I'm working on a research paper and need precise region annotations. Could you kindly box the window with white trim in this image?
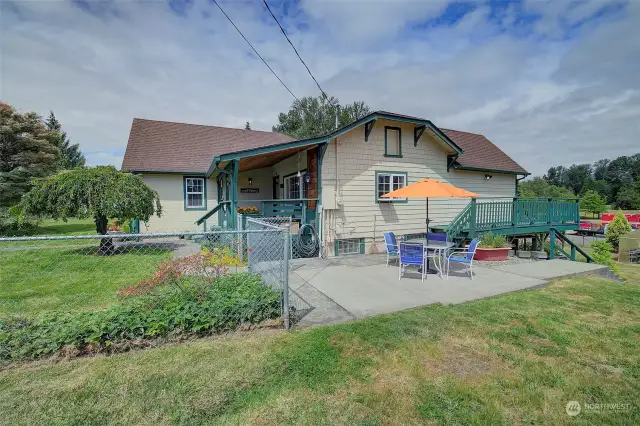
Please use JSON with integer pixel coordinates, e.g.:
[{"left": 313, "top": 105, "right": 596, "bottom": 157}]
[
  {"left": 376, "top": 172, "right": 406, "bottom": 202},
  {"left": 185, "top": 177, "right": 205, "bottom": 209},
  {"left": 283, "top": 172, "right": 308, "bottom": 199}
]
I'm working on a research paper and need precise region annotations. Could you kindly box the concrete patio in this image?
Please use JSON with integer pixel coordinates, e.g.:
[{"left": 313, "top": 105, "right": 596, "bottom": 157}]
[{"left": 288, "top": 255, "right": 611, "bottom": 328}]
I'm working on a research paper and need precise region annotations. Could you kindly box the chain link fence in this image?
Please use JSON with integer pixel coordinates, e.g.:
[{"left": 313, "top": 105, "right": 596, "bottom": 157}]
[
  {"left": 0, "top": 228, "right": 297, "bottom": 328},
  {"left": 239, "top": 214, "right": 320, "bottom": 260}
]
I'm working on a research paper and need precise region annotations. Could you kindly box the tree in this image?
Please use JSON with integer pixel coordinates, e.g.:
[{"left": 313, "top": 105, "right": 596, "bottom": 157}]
[
  {"left": 0, "top": 103, "right": 60, "bottom": 207},
  {"left": 21, "top": 166, "right": 162, "bottom": 254},
  {"left": 593, "top": 159, "right": 610, "bottom": 181},
  {"left": 518, "top": 177, "right": 574, "bottom": 198},
  {"left": 579, "top": 177, "right": 609, "bottom": 200},
  {"left": 45, "top": 112, "right": 86, "bottom": 169},
  {"left": 580, "top": 190, "right": 607, "bottom": 218},
  {"left": 544, "top": 166, "right": 567, "bottom": 188},
  {"left": 605, "top": 211, "right": 632, "bottom": 250},
  {"left": 564, "top": 164, "right": 592, "bottom": 195},
  {"left": 244, "top": 121, "right": 251, "bottom": 130},
  {"left": 614, "top": 183, "right": 640, "bottom": 210},
  {"left": 272, "top": 95, "right": 371, "bottom": 139}
]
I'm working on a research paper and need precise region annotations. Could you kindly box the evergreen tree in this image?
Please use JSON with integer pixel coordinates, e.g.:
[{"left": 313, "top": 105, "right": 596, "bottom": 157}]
[
  {"left": 45, "top": 112, "right": 86, "bottom": 169},
  {"left": 0, "top": 103, "right": 60, "bottom": 206}
]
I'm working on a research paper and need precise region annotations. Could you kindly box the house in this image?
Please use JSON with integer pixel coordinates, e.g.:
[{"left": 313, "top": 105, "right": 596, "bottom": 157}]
[{"left": 122, "top": 111, "right": 578, "bottom": 257}]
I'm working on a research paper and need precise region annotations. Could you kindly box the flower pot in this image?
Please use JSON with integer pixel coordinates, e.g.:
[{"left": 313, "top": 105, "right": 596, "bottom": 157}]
[{"left": 474, "top": 247, "right": 509, "bottom": 261}]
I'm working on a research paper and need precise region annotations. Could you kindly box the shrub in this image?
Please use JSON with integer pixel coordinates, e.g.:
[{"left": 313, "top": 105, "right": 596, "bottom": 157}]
[
  {"left": 590, "top": 239, "right": 619, "bottom": 274},
  {"left": 0, "top": 206, "right": 39, "bottom": 236},
  {"left": 478, "top": 232, "right": 509, "bottom": 248},
  {"left": 605, "top": 211, "right": 632, "bottom": 250},
  {"left": 0, "top": 273, "right": 281, "bottom": 361}
]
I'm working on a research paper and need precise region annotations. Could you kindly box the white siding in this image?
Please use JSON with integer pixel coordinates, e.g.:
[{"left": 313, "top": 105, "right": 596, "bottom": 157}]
[
  {"left": 140, "top": 174, "right": 217, "bottom": 233},
  {"left": 321, "top": 119, "right": 516, "bottom": 256}
]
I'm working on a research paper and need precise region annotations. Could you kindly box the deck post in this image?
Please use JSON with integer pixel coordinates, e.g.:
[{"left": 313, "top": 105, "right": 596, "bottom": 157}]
[
  {"left": 547, "top": 198, "right": 552, "bottom": 224},
  {"left": 549, "top": 229, "right": 556, "bottom": 260},
  {"left": 469, "top": 198, "right": 477, "bottom": 238},
  {"left": 511, "top": 197, "right": 517, "bottom": 227}
]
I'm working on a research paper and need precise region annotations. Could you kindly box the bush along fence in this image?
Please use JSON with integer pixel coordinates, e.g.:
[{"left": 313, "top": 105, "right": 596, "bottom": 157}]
[{"left": 0, "top": 227, "right": 294, "bottom": 362}]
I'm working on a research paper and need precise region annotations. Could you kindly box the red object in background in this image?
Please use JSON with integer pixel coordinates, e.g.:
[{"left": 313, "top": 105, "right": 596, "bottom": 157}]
[
  {"left": 601, "top": 212, "right": 640, "bottom": 227},
  {"left": 474, "top": 247, "right": 510, "bottom": 261},
  {"left": 580, "top": 221, "right": 591, "bottom": 230}
]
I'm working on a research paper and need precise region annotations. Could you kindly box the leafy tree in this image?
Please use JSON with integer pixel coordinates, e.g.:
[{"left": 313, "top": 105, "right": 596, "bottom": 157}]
[
  {"left": 245, "top": 121, "right": 251, "bottom": 130},
  {"left": 580, "top": 190, "right": 607, "bottom": 218},
  {"left": 564, "top": 164, "right": 592, "bottom": 195},
  {"left": 593, "top": 159, "right": 610, "bottom": 181},
  {"left": 605, "top": 211, "right": 632, "bottom": 250},
  {"left": 614, "top": 183, "right": 640, "bottom": 210},
  {"left": 604, "top": 155, "right": 636, "bottom": 199},
  {"left": 579, "top": 178, "right": 609, "bottom": 200},
  {"left": 544, "top": 166, "right": 567, "bottom": 188},
  {"left": 45, "top": 112, "right": 86, "bottom": 169},
  {"left": 0, "top": 103, "right": 60, "bottom": 207},
  {"left": 518, "top": 177, "right": 574, "bottom": 198},
  {"left": 272, "top": 95, "right": 371, "bottom": 139},
  {"left": 21, "top": 166, "right": 162, "bottom": 254}
]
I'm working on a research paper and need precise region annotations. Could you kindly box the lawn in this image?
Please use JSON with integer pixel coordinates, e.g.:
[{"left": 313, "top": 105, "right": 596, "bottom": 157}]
[
  {"left": 0, "top": 219, "right": 171, "bottom": 315},
  {"left": 1, "top": 267, "right": 638, "bottom": 424}
]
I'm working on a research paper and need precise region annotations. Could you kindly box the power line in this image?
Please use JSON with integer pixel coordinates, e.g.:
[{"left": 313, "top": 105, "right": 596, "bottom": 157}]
[
  {"left": 211, "top": 0, "right": 298, "bottom": 101},
  {"left": 261, "top": 0, "right": 329, "bottom": 101}
]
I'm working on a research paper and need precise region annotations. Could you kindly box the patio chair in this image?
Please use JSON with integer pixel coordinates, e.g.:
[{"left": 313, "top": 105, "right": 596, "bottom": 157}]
[
  {"left": 383, "top": 232, "right": 399, "bottom": 266},
  {"left": 399, "top": 242, "right": 426, "bottom": 282},
  {"left": 446, "top": 238, "right": 480, "bottom": 280}
]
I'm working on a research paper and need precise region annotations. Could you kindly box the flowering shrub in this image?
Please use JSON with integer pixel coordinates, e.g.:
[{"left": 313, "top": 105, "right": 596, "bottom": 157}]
[
  {"left": 117, "top": 248, "right": 245, "bottom": 298},
  {"left": 237, "top": 206, "right": 259, "bottom": 215}
]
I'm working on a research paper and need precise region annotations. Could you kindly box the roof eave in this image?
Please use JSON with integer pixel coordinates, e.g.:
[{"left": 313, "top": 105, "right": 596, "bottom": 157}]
[{"left": 453, "top": 165, "right": 530, "bottom": 176}]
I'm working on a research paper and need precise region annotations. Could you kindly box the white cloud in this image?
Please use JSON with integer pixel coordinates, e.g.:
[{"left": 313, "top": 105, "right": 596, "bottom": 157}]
[{"left": 1, "top": 0, "right": 638, "bottom": 174}]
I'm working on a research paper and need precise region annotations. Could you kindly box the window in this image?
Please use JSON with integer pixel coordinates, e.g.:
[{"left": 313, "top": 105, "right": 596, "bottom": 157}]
[
  {"left": 184, "top": 177, "right": 206, "bottom": 210},
  {"left": 335, "top": 238, "right": 364, "bottom": 255},
  {"left": 283, "top": 172, "right": 308, "bottom": 199},
  {"left": 384, "top": 126, "right": 402, "bottom": 157},
  {"left": 376, "top": 171, "right": 407, "bottom": 203}
]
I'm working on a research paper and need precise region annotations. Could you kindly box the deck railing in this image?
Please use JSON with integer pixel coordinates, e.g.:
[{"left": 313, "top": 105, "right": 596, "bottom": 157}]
[{"left": 445, "top": 197, "right": 580, "bottom": 242}]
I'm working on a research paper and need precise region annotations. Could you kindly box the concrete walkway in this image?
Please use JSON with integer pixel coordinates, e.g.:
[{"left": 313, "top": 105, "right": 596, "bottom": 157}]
[{"left": 290, "top": 255, "right": 610, "bottom": 328}]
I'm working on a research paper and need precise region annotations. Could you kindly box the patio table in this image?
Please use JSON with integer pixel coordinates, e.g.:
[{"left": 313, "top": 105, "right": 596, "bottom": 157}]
[{"left": 406, "top": 239, "right": 454, "bottom": 277}]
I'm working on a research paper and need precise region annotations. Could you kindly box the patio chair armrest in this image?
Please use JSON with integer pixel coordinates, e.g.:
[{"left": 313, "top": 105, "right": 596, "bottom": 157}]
[{"left": 447, "top": 250, "right": 472, "bottom": 258}]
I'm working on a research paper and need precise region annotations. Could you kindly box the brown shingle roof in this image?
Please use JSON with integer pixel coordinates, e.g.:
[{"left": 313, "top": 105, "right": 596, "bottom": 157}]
[
  {"left": 121, "top": 118, "right": 294, "bottom": 173},
  {"left": 442, "top": 129, "right": 528, "bottom": 174},
  {"left": 122, "top": 116, "right": 528, "bottom": 175}
]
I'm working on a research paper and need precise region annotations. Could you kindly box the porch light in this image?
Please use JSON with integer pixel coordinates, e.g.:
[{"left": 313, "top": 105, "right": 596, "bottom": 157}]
[
  {"left": 485, "top": 174, "right": 492, "bottom": 180},
  {"left": 248, "top": 177, "right": 253, "bottom": 186},
  {"left": 305, "top": 174, "right": 311, "bottom": 184}
]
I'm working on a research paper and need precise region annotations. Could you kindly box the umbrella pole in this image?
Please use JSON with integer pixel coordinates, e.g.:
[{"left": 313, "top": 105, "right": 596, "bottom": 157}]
[{"left": 426, "top": 198, "right": 430, "bottom": 272}]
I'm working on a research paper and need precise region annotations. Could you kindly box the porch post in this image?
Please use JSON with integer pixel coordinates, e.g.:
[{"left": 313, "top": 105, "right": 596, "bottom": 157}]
[{"left": 231, "top": 159, "right": 239, "bottom": 230}]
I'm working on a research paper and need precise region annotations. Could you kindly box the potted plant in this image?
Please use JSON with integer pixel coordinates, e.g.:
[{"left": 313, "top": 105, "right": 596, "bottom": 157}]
[{"left": 474, "top": 232, "right": 510, "bottom": 261}]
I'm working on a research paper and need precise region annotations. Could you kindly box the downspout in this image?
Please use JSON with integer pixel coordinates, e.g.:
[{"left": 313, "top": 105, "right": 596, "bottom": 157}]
[{"left": 515, "top": 174, "right": 527, "bottom": 196}]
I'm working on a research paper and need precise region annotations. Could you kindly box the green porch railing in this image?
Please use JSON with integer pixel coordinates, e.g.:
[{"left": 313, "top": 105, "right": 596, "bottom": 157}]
[
  {"left": 238, "top": 199, "right": 318, "bottom": 225},
  {"left": 445, "top": 197, "right": 580, "bottom": 243}
]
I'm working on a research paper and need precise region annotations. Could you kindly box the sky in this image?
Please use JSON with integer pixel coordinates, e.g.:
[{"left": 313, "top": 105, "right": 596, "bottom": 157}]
[{"left": 1, "top": 0, "right": 639, "bottom": 176}]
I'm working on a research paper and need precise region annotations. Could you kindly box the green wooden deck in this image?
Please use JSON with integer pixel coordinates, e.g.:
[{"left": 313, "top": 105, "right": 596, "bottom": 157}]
[{"left": 443, "top": 197, "right": 581, "bottom": 244}]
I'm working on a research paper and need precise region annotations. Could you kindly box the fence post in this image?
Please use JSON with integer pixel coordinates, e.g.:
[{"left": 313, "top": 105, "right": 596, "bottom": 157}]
[
  {"left": 282, "top": 230, "right": 291, "bottom": 329},
  {"left": 237, "top": 214, "right": 244, "bottom": 264}
]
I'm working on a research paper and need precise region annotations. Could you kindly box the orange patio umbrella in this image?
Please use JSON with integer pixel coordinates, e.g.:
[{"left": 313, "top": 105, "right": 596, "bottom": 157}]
[{"left": 381, "top": 178, "right": 479, "bottom": 239}]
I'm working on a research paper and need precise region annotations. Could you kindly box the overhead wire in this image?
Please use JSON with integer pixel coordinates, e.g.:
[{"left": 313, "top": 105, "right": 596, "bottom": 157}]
[
  {"left": 211, "top": 0, "right": 298, "bottom": 100},
  {"left": 261, "top": 0, "right": 329, "bottom": 101}
]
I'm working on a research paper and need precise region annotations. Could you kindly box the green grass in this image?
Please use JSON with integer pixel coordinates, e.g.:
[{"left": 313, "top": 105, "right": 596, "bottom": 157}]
[
  {"left": 0, "top": 245, "right": 170, "bottom": 315},
  {"left": 1, "top": 266, "right": 639, "bottom": 424},
  {"left": 0, "top": 220, "right": 170, "bottom": 315},
  {"left": 33, "top": 218, "right": 96, "bottom": 236}
]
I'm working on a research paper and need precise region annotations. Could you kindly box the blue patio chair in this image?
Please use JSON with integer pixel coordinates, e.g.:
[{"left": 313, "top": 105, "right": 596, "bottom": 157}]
[
  {"left": 383, "top": 232, "right": 399, "bottom": 266},
  {"left": 446, "top": 238, "right": 480, "bottom": 280},
  {"left": 399, "top": 242, "right": 426, "bottom": 281}
]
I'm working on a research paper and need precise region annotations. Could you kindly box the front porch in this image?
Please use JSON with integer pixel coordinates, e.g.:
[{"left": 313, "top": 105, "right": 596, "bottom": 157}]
[{"left": 196, "top": 141, "right": 325, "bottom": 231}]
